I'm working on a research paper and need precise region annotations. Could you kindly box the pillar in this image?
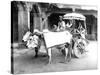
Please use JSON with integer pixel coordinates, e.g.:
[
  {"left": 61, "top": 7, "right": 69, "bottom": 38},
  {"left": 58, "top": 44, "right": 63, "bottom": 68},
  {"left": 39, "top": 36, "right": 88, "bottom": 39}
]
[
  {"left": 25, "top": 2, "right": 32, "bottom": 30},
  {"left": 37, "top": 4, "right": 42, "bottom": 31},
  {"left": 17, "top": 3, "right": 24, "bottom": 43},
  {"left": 33, "top": 4, "right": 42, "bottom": 31}
]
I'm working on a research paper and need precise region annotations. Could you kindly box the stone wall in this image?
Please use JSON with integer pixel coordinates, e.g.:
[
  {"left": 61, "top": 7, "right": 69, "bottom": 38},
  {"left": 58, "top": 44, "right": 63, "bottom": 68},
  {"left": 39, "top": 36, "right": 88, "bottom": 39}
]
[{"left": 18, "top": 3, "right": 28, "bottom": 42}]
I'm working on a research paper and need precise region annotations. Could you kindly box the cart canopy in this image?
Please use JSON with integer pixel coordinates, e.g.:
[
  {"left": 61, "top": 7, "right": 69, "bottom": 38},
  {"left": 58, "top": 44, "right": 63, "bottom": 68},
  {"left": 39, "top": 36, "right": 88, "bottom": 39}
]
[{"left": 63, "top": 13, "right": 86, "bottom": 20}]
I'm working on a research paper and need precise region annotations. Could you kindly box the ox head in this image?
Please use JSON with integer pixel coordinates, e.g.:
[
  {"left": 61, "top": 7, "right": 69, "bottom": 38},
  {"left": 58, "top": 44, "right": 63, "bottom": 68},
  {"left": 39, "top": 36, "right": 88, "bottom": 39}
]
[{"left": 22, "top": 31, "right": 32, "bottom": 42}]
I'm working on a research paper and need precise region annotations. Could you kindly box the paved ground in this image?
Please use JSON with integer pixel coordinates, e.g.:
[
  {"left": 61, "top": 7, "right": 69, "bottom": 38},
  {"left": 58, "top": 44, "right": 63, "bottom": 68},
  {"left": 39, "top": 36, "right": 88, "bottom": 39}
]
[{"left": 13, "top": 41, "right": 98, "bottom": 74}]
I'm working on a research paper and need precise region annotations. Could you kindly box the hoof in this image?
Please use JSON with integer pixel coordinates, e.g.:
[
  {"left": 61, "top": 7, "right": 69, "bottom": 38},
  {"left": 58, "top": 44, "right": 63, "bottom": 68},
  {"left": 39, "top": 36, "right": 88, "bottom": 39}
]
[
  {"left": 34, "top": 55, "right": 38, "bottom": 58},
  {"left": 67, "top": 58, "right": 71, "bottom": 62}
]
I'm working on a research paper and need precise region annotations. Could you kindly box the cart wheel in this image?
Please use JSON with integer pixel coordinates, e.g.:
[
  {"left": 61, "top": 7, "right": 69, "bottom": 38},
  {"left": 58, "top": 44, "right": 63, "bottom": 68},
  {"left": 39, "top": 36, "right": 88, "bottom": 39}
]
[{"left": 73, "top": 40, "right": 86, "bottom": 58}]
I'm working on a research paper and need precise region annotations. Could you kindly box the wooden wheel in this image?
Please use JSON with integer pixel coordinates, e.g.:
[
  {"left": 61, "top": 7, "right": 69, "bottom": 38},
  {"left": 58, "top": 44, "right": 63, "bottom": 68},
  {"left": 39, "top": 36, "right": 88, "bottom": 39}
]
[{"left": 73, "top": 39, "right": 86, "bottom": 58}]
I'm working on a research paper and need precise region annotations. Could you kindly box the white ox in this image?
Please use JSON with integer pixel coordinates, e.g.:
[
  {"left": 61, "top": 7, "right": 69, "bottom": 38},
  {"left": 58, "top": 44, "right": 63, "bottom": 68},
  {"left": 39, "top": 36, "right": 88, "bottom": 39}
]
[
  {"left": 22, "top": 30, "right": 72, "bottom": 64},
  {"left": 43, "top": 30, "right": 72, "bottom": 64}
]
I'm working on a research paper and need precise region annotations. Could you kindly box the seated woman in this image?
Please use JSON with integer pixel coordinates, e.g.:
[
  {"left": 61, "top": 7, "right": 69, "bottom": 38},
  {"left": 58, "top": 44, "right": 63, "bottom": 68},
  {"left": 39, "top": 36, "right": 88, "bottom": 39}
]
[{"left": 77, "top": 23, "right": 86, "bottom": 39}]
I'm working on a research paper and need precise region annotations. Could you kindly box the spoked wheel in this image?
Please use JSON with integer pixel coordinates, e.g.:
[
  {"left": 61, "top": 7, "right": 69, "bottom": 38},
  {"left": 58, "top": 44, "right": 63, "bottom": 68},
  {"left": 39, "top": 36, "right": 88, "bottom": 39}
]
[{"left": 73, "top": 39, "right": 86, "bottom": 58}]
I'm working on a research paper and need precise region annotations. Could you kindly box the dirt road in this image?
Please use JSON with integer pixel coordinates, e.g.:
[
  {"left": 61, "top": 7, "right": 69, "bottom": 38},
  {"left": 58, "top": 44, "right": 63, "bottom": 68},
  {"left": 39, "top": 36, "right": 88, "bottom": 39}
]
[{"left": 13, "top": 41, "right": 97, "bottom": 74}]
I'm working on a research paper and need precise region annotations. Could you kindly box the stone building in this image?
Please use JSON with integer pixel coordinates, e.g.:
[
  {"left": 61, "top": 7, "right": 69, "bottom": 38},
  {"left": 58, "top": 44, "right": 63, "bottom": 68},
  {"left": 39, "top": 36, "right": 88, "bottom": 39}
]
[
  {"left": 11, "top": 1, "right": 97, "bottom": 44},
  {"left": 11, "top": 1, "right": 49, "bottom": 43}
]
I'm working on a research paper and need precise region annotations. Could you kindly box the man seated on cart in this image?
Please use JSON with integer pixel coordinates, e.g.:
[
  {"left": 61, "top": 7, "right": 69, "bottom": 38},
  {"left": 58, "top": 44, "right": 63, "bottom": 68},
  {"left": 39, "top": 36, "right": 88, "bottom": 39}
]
[{"left": 57, "top": 16, "right": 66, "bottom": 31}]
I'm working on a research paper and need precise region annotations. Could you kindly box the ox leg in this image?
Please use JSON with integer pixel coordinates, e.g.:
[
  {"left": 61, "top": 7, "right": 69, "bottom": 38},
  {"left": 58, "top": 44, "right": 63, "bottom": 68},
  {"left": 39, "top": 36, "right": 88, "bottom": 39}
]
[
  {"left": 65, "top": 48, "right": 68, "bottom": 62},
  {"left": 68, "top": 44, "right": 72, "bottom": 62},
  {"left": 48, "top": 48, "right": 52, "bottom": 64},
  {"left": 35, "top": 47, "right": 38, "bottom": 58}
]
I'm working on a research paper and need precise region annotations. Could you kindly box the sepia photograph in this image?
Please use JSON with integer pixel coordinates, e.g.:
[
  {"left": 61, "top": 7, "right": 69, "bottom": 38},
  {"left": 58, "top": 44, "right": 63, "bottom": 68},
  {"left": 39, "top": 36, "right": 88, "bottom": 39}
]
[{"left": 11, "top": 0, "right": 98, "bottom": 74}]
